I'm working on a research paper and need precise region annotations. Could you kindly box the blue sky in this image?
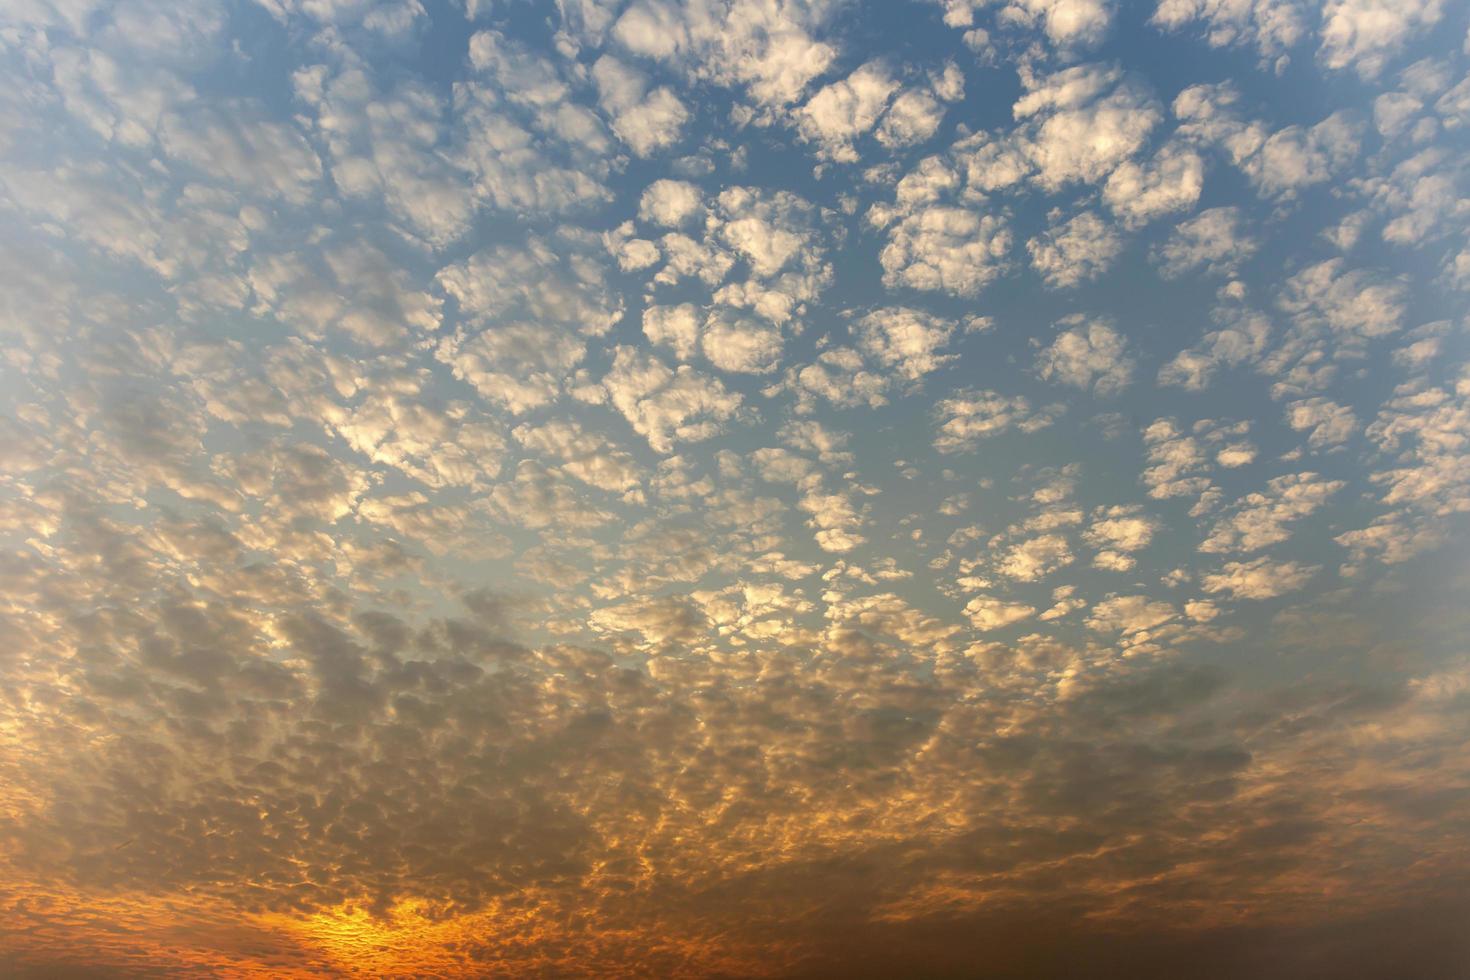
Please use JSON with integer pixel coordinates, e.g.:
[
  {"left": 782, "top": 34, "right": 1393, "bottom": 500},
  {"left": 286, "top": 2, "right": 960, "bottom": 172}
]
[{"left": 2, "top": 0, "right": 1469, "bottom": 975}]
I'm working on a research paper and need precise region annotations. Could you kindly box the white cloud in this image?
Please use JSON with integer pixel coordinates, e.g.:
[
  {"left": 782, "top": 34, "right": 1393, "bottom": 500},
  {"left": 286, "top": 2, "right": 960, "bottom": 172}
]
[
  {"left": 159, "top": 104, "right": 321, "bottom": 205},
  {"left": 797, "top": 61, "right": 899, "bottom": 162},
  {"left": 1366, "top": 377, "right": 1470, "bottom": 518},
  {"left": 1286, "top": 398, "right": 1358, "bottom": 448},
  {"left": 876, "top": 88, "right": 947, "bottom": 149},
  {"left": 1103, "top": 143, "right": 1205, "bottom": 228},
  {"left": 592, "top": 55, "right": 689, "bottom": 157},
  {"left": 1201, "top": 556, "right": 1319, "bottom": 599},
  {"left": 877, "top": 205, "right": 1011, "bottom": 296},
  {"left": 1027, "top": 210, "right": 1122, "bottom": 288},
  {"left": 701, "top": 310, "right": 784, "bottom": 374},
  {"left": 607, "top": 0, "right": 838, "bottom": 109},
  {"left": 1159, "top": 305, "right": 1271, "bottom": 390},
  {"left": 800, "top": 486, "right": 867, "bottom": 552},
  {"left": 1086, "top": 594, "right": 1176, "bottom": 633},
  {"left": 1319, "top": 0, "right": 1445, "bottom": 78},
  {"left": 1278, "top": 259, "right": 1407, "bottom": 341},
  {"left": 964, "top": 595, "right": 1036, "bottom": 630},
  {"left": 643, "top": 303, "right": 701, "bottom": 360},
  {"left": 513, "top": 420, "right": 643, "bottom": 494},
  {"left": 1011, "top": 64, "right": 1162, "bottom": 190},
  {"left": 437, "top": 323, "right": 585, "bottom": 414},
  {"left": 638, "top": 178, "right": 704, "bottom": 226},
  {"left": 935, "top": 0, "right": 1115, "bottom": 47},
  {"left": 1140, "top": 417, "right": 1251, "bottom": 502},
  {"left": 1150, "top": 0, "right": 1309, "bottom": 58},
  {"left": 602, "top": 346, "right": 743, "bottom": 453},
  {"left": 249, "top": 241, "right": 442, "bottom": 347},
  {"left": 934, "top": 391, "right": 1063, "bottom": 452},
  {"left": 1153, "top": 207, "right": 1257, "bottom": 279},
  {"left": 853, "top": 307, "right": 958, "bottom": 380},
  {"left": 1035, "top": 317, "right": 1135, "bottom": 395},
  {"left": 1174, "top": 84, "right": 1363, "bottom": 197},
  {"left": 1201, "top": 472, "right": 1344, "bottom": 553},
  {"left": 999, "top": 533, "right": 1074, "bottom": 581},
  {"left": 436, "top": 236, "right": 624, "bottom": 337},
  {"left": 788, "top": 348, "right": 890, "bottom": 411},
  {"left": 1084, "top": 504, "right": 1161, "bottom": 558}
]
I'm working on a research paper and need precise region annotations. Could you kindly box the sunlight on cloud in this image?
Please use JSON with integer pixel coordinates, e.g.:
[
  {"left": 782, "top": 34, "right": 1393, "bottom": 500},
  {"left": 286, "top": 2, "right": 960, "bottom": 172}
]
[{"left": 1, "top": 0, "right": 1469, "bottom": 976}]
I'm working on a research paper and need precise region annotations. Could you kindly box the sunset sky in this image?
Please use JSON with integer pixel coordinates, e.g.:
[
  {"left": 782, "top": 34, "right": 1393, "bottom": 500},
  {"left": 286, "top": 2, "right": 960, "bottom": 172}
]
[{"left": 2, "top": 0, "right": 1470, "bottom": 976}]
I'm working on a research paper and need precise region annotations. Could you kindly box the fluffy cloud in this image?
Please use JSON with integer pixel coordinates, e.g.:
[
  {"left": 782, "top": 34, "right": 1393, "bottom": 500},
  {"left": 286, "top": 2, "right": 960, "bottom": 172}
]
[
  {"left": 934, "top": 0, "right": 1115, "bottom": 47},
  {"left": 964, "top": 595, "right": 1036, "bottom": 630},
  {"left": 1159, "top": 303, "right": 1272, "bottom": 391},
  {"left": 639, "top": 178, "right": 704, "bottom": 226},
  {"left": 701, "top": 309, "right": 784, "bottom": 374},
  {"left": 1319, "top": 0, "right": 1446, "bottom": 78},
  {"left": 1103, "top": 142, "right": 1205, "bottom": 227},
  {"left": 1152, "top": 206, "right": 1258, "bottom": 279},
  {"left": 1009, "top": 64, "right": 1162, "bottom": 190},
  {"left": 876, "top": 205, "right": 1012, "bottom": 296},
  {"left": 1286, "top": 397, "right": 1358, "bottom": 448},
  {"left": 1150, "top": 0, "right": 1309, "bottom": 57},
  {"left": 853, "top": 306, "right": 958, "bottom": 380},
  {"left": 1201, "top": 556, "right": 1320, "bottom": 598},
  {"left": 796, "top": 61, "right": 899, "bottom": 161},
  {"left": 1035, "top": 317, "right": 1135, "bottom": 395},
  {"left": 1086, "top": 594, "right": 1177, "bottom": 633},
  {"left": 1084, "top": 505, "right": 1162, "bottom": 570},
  {"left": 593, "top": 55, "right": 690, "bottom": 157},
  {"left": 934, "top": 391, "right": 1063, "bottom": 452},
  {"left": 6, "top": 3, "right": 1470, "bottom": 975},
  {"left": 1201, "top": 472, "right": 1344, "bottom": 553},
  {"left": 1175, "top": 84, "right": 1363, "bottom": 198},
  {"left": 1027, "top": 210, "right": 1122, "bottom": 287},
  {"left": 998, "top": 532, "right": 1075, "bottom": 581},
  {"left": 602, "top": 346, "right": 743, "bottom": 453}
]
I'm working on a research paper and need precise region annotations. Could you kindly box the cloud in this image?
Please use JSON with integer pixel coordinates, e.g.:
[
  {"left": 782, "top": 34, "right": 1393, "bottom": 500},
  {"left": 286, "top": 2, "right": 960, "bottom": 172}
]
[
  {"left": 934, "top": 0, "right": 1115, "bottom": 47},
  {"left": 1084, "top": 505, "right": 1161, "bottom": 570},
  {"left": 1174, "top": 84, "right": 1363, "bottom": 198},
  {"left": 964, "top": 595, "right": 1037, "bottom": 630},
  {"left": 1035, "top": 317, "right": 1135, "bottom": 395},
  {"left": 1159, "top": 303, "right": 1271, "bottom": 391},
  {"left": 602, "top": 346, "right": 743, "bottom": 453},
  {"left": 787, "top": 347, "right": 891, "bottom": 411},
  {"left": 638, "top": 178, "right": 704, "bottom": 226},
  {"left": 1086, "top": 594, "right": 1177, "bottom": 633},
  {"left": 1150, "top": 0, "right": 1309, "bottom": 58},
  {"left": 934, "top": 390, "right": 1063, "bottom": 452},
  {"left": 1026, "top": 210, "right": 1122, "bottom": 288},
  {"left": 1201, "top": 556, "right": 1320, "bottom": 598},
  {"left": 593, "top": 55, "right": 689, "bottom": 157},
  {"left": 1201, "top": 472, "right": 1344, "bottom": 553},
  {"left": 512, "top": 420, "right": 643, "bottom": 494},
  {"left": 159, "top": 104, "right": 322, "bottom": 204},
  {"left": 1286, "top": 397, "right": 1358, "bottom": 448},
  {"left": 700, "top": 309, "right": 784, "bottom": 374},
  {"left": 1103, "top": 142, "right": 1205, "bottom": 227},
  {"left": 853, "top": 306, "right": 958, "bottom": 380},
  {"left": 1009, "top": 64, "right": 1162, "bottom": 190},
  {"left": 606, "top": 0, "right": 838, "bottom": 109},
  {"left": 998, "top": 532, "right": 1074, "bottom": 581},
  {"left": 1319, "top": 0, "right": 1446, "bottom": 78},
  {"left": 7, "top": 2, "right": 1470, "bottom": 975},
  {"left": 876, "top": 205, "right": 1012, "bottom": 296},
  {"left": 1152, "top": 206, "right": 1257, "bottom": 279},
  {"left": 796, "top": 61, "right": 899, "bottom": 161}
]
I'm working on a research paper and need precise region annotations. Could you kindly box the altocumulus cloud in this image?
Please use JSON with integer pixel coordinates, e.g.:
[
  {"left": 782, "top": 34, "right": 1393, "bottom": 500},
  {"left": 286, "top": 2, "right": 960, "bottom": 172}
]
[{"left": 2, "top": 0, "right": 1470, "bottom": 977}]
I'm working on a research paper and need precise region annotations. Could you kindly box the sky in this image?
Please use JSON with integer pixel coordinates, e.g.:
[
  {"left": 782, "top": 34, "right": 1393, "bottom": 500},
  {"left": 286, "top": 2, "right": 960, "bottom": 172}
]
[{"left": 1, "top": 0, "right": 1469, "bottom": 976}]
